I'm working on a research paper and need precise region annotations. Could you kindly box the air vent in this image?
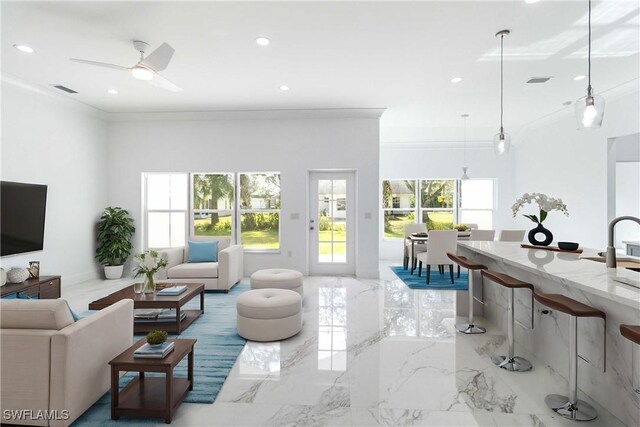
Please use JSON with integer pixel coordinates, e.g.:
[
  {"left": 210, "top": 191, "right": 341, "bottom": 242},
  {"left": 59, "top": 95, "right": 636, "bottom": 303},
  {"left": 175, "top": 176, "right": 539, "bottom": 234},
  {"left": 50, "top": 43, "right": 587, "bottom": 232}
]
[
  {"left": 52, "top": 85, "right": 77, "bottom": 94},
  {"left": 526, "top": 77, "right": 553, "bottom": 84}
]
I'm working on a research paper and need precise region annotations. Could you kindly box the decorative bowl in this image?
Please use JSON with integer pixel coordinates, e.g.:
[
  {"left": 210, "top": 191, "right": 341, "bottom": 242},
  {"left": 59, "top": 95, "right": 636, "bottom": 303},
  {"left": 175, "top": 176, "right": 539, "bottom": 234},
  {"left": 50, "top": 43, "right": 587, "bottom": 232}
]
[
  {"left": 6, "top": 268, "right": 29, "bottom": 284},
  {"left": 557, "top": 242, "right": 579, "bottom": 251}
]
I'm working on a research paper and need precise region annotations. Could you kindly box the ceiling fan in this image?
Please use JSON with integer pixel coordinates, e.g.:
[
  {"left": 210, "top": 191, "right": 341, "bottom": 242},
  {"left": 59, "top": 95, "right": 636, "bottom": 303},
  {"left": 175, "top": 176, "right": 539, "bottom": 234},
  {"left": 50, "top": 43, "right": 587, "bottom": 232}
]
[{"left": 70, "top": 40, "right": 181, "bottom": 92}]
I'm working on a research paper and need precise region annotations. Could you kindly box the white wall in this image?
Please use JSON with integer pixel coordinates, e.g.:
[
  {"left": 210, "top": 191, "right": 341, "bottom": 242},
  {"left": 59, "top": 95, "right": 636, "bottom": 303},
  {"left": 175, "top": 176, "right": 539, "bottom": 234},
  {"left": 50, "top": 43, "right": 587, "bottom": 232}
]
[
  {"left": 107, "top": 112, "right": 381, "bottom": 277},
  {"left": 0, "top": 78, "right": 108, "bottom": 285},
  {"left": 513, "top": 87, "right": 640, "bottom": 250},
  {"left": 379, "top": 143, "right": 515, "bottom": 259},
  {"left": 615, "top": 162, "right": 640, "bottom": 250}
]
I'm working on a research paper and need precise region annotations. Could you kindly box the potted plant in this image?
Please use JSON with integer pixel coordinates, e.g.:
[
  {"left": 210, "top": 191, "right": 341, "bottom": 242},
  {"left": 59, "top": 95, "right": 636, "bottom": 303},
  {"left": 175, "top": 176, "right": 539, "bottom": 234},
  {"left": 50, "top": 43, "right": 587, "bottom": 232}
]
[
  {"left": 512, "top": 193, "right": 569, "bottom": 246},
  {"left": 146, "top": 330, "right": 168, "bottom": 348},
  {"left": 96, "top": 207, "right": 135, "bottom": 279},
  {"left": 134, "top": 250, "right": 168, "bottom": 293}
]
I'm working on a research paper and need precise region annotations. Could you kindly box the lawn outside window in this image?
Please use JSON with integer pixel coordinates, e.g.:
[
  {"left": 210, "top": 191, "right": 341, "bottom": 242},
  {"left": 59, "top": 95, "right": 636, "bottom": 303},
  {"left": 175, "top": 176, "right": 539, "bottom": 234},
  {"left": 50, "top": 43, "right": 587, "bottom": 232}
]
[{"left": 238, "top": 172, "right": 281, "bottom": 251}]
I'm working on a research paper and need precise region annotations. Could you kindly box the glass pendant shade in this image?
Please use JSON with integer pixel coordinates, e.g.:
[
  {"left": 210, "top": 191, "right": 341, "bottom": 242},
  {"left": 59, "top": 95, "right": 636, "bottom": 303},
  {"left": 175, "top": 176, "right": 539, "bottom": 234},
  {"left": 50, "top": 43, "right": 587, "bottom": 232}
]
[
  {"left": 575, "top": 91, "right": 605, "bottom": 129},
  {"left": 493, "top": 130, "right": 511, "bottom": 155},
  {"left": 461, "top": 166, "right": 470, "bottom": 180}
]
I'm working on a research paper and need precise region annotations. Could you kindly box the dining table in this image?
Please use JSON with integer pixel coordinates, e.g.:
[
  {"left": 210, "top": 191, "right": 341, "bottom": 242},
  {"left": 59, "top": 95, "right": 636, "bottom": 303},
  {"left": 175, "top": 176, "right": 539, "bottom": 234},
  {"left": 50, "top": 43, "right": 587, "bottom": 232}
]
[{"left": 405, "top": 231, "right": 471, "bottom": 274}]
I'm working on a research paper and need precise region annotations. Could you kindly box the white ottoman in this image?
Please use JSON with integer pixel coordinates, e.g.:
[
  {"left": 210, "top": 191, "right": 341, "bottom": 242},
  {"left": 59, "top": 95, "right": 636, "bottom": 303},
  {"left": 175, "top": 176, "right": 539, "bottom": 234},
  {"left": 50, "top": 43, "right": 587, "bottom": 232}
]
[
  {"left": 236, "top": 289, "right": 302, "bottom": 342},
  {"left": 250, "top": 268, "right": 304, "bottom": 296}
]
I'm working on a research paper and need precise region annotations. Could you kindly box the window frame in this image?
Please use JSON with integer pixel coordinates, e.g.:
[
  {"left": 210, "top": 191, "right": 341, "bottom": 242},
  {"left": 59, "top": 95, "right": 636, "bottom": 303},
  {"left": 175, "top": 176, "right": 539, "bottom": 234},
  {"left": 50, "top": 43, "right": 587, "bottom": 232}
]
[
  {"left": 237, "top": 171, "right": 282, "bottom": 253},
  {"left": 457, "top": 179, "right": 496, "bottom": 230},
  {"left": 190, "top": 172, "right": 236, "bottom": 242},
  {"left": 142, "top": 172, "right": 189, "bottom": 250}
]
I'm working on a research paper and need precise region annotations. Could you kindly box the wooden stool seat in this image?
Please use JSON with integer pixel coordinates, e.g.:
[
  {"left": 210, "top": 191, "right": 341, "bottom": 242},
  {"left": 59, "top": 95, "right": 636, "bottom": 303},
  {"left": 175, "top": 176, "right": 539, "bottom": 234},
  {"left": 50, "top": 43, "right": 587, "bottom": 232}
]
[
  {"left": 446, "top": 253, "right": 486, "bottom": 270},
  {"left": 533, "top": 293, "right": 605, "bottom": 319},
  {"left": 482, "top": 270, "right": 533, "bottom": 290},
  {"left": 620, "top": 324, "right": 640, "bottom": 345}
]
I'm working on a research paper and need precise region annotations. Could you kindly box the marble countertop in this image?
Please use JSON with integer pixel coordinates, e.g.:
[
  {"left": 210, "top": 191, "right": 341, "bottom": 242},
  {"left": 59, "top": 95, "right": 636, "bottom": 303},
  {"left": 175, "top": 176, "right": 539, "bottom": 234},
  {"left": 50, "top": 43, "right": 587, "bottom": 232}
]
[{"left": 458, "top": 241, "right": 640, "bottom": 309}]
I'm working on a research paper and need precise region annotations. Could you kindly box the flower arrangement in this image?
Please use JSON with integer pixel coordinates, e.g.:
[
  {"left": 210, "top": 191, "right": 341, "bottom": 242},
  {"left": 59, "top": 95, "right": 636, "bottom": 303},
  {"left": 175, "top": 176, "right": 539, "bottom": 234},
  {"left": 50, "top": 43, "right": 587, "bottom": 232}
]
[
  {"left": 134, "top": 250, "right": 168, "bottom": 293},
  {"left": 512, "top": 193, "right": 569, "bottom": 224}
]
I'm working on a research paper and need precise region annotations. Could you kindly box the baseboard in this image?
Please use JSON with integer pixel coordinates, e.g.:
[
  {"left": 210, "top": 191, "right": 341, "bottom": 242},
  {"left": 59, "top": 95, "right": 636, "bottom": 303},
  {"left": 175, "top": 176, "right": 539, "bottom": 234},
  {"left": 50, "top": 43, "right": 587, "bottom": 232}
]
[{"left": 62, "top": 269, "right": 100, "bottom": 286}]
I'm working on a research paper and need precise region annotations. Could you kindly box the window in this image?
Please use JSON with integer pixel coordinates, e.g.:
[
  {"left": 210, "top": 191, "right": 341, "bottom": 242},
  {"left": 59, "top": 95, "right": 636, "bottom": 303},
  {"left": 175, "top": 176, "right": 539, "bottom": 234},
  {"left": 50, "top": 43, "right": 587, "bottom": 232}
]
[
  {"left": 239, "top": 173, "right": 281, "bottom": 250},
  {"left": 381, "top": 178, "right": 496, "bottom": 238},
  {"left": 317, "top": 179, "right": 347, "bottom": 263},
  {"left": 192, "top": 174, "right": 235, "bottom": 239},
  {"left": 382, "top": 180, "right": 416, "bottom": 239},
  {"left": 459, "top": 179, "right": 495, "bottom": 229},
  {"left": 144, "top": 173, "right": 188, "bottom": 248},
  {"left": 420, "top": 180, "right": 456, "bottom": 230}
]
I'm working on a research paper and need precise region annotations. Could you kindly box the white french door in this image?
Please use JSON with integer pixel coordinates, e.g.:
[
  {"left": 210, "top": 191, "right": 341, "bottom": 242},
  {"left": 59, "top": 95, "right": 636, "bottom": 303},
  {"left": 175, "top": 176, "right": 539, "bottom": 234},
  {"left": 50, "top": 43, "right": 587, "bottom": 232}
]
[{"left": 308, "top": 171, "right": 356, "bottom": 275}]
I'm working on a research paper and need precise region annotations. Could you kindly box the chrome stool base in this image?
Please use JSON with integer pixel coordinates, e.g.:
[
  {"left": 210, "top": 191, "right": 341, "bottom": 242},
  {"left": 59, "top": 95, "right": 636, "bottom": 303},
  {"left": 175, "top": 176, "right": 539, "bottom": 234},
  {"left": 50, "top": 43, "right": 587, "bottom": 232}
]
[
  {"left": 456, "top": 324, "right": 486, "bottom": 334},
  {"left": 492, "top": 355, "right": 532, "bottom": 372},
  {"left": 544, "top": 394, "right": 597, "bottom": 421}
]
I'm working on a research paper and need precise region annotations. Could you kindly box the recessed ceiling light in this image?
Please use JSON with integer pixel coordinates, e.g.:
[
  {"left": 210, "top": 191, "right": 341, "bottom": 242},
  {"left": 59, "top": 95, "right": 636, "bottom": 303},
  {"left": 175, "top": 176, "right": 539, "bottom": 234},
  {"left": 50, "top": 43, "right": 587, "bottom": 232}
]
[
  {"left": 13, "top": 44, "right": 35, "bottom": 54},
  {"left": 255, "top": 37, "right": 270, "bottom": 46},
  {"left": 451, "top": 77, "right": 463, "bottom": 83},
  {"left": 106, "top": 89, "right": 119, "bottom": 95},
  {"left": 279, "top": 85, "right": 289, "bottom": 91},
  {"left": 574, "top": 75, "right": 587, "bottom": 81}
]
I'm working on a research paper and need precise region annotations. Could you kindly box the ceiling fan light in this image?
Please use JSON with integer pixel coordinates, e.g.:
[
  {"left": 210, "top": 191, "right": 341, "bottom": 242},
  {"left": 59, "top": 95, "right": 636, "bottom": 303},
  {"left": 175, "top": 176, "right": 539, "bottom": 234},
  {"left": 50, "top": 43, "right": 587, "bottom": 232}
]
[
  {"left": 131, "top": 66, "right": 154, "bottom": 81},
  {"left": 493, "top": 131, "right": 511, "bottom": 155},
  {"left": 575, "top": 92, "right": 605, "bottom": 129}
]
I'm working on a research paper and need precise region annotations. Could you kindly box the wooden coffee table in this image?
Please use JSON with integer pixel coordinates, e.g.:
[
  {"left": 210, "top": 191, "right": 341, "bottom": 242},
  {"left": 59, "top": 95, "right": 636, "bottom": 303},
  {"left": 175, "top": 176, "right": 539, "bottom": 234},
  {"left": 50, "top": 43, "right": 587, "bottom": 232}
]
[
  {"left": 109, "top": 338, "right": 196, "bottom": 424},
  {"left": 89, "top": 283, "right": 205, "bottom": 334}
]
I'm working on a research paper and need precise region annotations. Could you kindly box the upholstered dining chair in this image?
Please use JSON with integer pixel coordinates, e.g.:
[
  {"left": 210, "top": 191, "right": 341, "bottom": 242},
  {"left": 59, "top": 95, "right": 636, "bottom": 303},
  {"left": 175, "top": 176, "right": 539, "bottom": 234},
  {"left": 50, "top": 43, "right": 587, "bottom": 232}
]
[
  {"left": 416, "top": 230, "right": 458, "bottom": 284},
  {"left": 470, "top": 229, "right": 496, "bottom": 241},
  {"left": 403, "top": 223, "right": 427, "bottom": 270},
  {"left": 498, "top": 230, "right": 526, "bottom": 242}
]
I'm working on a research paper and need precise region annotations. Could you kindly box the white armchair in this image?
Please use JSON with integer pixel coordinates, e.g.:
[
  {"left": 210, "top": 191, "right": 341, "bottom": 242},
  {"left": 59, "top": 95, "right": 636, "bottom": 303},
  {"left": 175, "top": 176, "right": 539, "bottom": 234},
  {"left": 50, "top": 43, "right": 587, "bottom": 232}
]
[
  {"left": 0, "top": 299, "right": 133, "bottom": 426},
  {"left": 156, "top": 236, "right": 243, "bottom": 292}
]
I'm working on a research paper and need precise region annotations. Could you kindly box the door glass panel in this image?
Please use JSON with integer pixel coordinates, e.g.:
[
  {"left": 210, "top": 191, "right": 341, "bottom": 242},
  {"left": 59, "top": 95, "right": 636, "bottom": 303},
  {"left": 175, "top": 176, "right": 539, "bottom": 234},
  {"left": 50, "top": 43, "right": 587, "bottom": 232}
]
[{"left": 317, "top": 179, "right": 348, "bottom": 263}]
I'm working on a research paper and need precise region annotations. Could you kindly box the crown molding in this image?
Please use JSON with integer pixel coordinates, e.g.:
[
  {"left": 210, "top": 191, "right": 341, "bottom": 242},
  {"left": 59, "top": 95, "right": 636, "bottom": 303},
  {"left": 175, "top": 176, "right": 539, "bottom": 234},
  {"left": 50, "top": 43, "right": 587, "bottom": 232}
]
[{"left": 381, "top": 140, "right": 494, "bottom": 149}]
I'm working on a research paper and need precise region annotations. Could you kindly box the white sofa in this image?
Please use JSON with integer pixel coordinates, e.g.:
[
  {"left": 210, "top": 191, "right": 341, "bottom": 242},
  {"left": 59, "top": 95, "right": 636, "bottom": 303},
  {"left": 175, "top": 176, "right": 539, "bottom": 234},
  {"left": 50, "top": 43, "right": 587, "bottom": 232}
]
[
  {"left": 156, "top": 236, "right": 243, "bottom": 292},
  {"left": 0, "top": 298, "right": 133, "bottom": 427}
]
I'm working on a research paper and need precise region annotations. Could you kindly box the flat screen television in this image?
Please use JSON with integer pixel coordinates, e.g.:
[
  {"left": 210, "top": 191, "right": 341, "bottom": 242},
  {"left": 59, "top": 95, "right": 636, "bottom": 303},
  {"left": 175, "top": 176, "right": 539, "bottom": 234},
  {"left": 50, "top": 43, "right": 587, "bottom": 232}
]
[{"left": 1, "top": 181, "right": 48, "bottom": 257}]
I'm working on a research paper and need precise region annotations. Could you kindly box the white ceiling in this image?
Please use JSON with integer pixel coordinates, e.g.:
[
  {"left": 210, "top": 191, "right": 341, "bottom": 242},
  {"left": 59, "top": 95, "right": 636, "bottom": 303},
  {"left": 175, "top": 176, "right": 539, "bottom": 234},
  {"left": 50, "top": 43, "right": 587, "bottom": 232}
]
[{"left": 2, "top": 1, "right": 639, "bottom": 142}]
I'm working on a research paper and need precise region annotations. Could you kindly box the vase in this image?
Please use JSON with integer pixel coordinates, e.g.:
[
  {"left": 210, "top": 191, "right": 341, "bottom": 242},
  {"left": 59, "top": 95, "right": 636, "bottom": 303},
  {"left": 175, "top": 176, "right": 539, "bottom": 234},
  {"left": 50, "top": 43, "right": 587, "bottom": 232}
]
[
  {"left": 528, "top": 222, "right": 553, "bottom": 246},
  {"left": 144, "top": 273, "right": 156, "bottom": 294}
]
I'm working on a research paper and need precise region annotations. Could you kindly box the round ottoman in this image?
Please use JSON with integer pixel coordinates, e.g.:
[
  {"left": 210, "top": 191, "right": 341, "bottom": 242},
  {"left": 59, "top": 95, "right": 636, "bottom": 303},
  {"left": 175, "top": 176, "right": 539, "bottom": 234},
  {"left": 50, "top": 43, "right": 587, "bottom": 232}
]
[
  {"left": 250, "top": 268, "right": 304, "bottom": 296},
  {"left": 236, "top": 289, "right": 302, "bottom": 342}
]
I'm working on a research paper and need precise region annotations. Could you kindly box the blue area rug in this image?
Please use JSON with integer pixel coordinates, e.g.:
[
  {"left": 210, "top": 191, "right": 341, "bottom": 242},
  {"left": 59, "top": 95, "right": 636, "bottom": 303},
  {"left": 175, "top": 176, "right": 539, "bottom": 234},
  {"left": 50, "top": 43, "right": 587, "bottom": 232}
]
[
  {"left": 72, "top": 283, "right": 249, "bottom": 426},
  {"left": 391, "top": 265, "right": 468, "bottom": 290}
]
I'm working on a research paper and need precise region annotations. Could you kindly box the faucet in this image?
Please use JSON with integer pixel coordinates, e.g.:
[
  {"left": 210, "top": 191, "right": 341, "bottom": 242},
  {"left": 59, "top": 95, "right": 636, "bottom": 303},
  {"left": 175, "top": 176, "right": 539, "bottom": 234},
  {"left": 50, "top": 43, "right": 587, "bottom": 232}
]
[{"left": 606, "top": 216, "right": 640, "bottom": 268}]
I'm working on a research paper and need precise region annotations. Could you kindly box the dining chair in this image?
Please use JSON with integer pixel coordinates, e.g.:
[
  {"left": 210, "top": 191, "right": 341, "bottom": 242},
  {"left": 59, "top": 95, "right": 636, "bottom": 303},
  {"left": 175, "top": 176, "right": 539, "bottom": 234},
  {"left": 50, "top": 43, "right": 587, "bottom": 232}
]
[
  {"left": 498, "top": 230, "right": 526, "bottom": 242},
  {"left": 462, "top": 223, "right": 479, "bottom": 230},
  {"left": 416, "top": 230, "right": 458, "bottom": 284},
  {"left": 403, "top": 223, "right": 427, "bottom": 270},
  {"left": 470, "top": 229, "right": 496, "bottom": 241}
]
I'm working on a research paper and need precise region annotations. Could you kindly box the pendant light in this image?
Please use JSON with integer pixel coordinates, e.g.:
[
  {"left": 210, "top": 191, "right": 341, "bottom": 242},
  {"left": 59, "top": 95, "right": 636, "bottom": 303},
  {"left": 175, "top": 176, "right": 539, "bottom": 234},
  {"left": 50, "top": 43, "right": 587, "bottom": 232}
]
[
  {"left": 461, "top": 114, "right": 470, "bottom": 180},
  {"left": 575, "top": 0, "right": 605, "bottom": 129},
  {"left": 494, "top": 30, "right": 511, "bottom": 155}
]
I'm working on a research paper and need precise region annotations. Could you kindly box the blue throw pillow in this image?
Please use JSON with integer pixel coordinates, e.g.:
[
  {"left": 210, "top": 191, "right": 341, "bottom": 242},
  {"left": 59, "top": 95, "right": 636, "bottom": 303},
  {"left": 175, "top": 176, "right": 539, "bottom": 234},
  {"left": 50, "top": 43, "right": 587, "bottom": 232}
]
[
  {"left": 187, "top": 240, "right": 218, "bottom": 263},
  {"left": 64, "top": 300, "right": 81, "bottom": 322}
]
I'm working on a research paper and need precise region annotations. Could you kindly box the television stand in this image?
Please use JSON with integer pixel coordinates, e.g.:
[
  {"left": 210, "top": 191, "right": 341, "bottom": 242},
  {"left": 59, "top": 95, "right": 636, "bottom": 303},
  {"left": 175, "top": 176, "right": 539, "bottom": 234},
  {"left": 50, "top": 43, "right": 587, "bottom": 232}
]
[{"left": 0, "top": 275, "right": 61, "bottom": 299}]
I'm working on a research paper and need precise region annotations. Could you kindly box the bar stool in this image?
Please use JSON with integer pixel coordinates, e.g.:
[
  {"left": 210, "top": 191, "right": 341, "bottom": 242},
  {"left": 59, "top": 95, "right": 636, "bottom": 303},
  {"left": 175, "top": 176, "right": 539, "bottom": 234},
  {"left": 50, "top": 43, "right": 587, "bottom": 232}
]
[
  {"left": 533, "top": 292, "right": 606, "bottom": 422},
  {"left": 481, "top": 270, "right": 534, "bottom": 372},
  {"left": 447, "top": 253, "right": 486, "bottom": 334},
  {"left": 620, "top": 324, "right": 640, "bottom": 394}
]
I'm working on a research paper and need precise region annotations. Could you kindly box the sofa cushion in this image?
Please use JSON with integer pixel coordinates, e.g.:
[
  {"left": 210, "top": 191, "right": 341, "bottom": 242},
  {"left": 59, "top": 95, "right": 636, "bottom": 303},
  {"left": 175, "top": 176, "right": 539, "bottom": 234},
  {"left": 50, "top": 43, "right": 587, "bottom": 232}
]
[
  {"left": 187, "top": 240, "right": 218, "bottom": 263},
  {"left": 0, "top": 299, "right": 75, "bottom": 330},
  {"left": 167, "top": 262, "right": 219, "bottom": 279}
]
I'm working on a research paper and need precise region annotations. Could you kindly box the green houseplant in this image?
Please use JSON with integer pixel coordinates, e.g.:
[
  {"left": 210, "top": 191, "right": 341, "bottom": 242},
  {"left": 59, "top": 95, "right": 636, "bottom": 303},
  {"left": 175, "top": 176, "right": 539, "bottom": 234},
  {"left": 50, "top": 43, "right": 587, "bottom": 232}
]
[
  {"left": 146, "top": 330, "right": 168, "bottom": 346},
  {"left": 96, "top": 207, "right": 135, "bottom": 279}
]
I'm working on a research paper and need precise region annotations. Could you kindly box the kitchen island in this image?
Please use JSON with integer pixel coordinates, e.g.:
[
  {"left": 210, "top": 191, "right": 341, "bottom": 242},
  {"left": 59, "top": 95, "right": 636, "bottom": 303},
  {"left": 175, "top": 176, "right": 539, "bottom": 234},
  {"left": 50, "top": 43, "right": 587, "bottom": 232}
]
[{"left": 458, "top": 241, "right": 640, "bottom": 427}]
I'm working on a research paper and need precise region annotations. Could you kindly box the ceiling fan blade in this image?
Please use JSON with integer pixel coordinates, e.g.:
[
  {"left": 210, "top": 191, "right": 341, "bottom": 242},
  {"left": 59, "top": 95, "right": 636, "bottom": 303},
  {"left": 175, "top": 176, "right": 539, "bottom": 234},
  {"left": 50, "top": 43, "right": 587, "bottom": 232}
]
[
  {"left": 140, "top": 43, "right": 175, "bottom": 72},
  {"left": 147, "top": 72, "right": 182, "bottom": 92},
  {"left": 69, "top": 58, "right": 130, "bottom": 71}
]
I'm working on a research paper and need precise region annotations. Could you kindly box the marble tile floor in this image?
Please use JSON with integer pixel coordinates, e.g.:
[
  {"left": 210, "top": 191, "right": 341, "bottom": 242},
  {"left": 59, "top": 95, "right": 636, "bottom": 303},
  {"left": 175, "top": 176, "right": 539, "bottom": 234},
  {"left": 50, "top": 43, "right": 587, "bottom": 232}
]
[{"left": 64, "top": 266, "right": 628, "bottom": 426}]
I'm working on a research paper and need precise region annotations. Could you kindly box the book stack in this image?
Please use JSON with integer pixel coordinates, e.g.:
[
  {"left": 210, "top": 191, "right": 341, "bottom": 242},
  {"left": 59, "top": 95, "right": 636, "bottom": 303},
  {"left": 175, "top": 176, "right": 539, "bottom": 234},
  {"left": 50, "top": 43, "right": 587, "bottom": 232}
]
[
  {"left": 157, "top": 285, "right": 187, "bottom": 296},
  {"left": 134, "top": 309, "right": 187, "bottom": 323},
  {"left": 133, "top": 341, "right": 175, "bottom": 359}
]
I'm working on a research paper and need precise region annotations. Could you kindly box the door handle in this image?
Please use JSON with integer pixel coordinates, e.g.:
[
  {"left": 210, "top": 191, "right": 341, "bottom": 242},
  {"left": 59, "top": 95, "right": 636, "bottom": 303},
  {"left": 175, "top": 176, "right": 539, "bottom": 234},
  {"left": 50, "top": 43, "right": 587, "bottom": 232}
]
[{"left": 310, "top": 226, "right": 315, "bottom": 230}]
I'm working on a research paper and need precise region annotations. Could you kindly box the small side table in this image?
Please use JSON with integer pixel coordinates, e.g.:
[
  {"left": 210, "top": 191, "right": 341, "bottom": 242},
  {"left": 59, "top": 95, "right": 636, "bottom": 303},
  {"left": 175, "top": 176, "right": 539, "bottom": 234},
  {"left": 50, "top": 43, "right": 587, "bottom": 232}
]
[{"left": 109, "top": 338, "right": 196, "bottom": 424}]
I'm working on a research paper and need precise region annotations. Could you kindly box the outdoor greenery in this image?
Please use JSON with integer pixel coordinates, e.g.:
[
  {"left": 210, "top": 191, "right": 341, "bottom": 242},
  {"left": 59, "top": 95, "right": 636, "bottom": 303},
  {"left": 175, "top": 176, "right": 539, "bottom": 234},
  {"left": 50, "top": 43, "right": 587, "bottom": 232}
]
[
  {"left": 95, "top": 207, "right": 135, "bottom": 266},
  {"left": 193, "top": 174, "right": 234, "bottom": 227}
]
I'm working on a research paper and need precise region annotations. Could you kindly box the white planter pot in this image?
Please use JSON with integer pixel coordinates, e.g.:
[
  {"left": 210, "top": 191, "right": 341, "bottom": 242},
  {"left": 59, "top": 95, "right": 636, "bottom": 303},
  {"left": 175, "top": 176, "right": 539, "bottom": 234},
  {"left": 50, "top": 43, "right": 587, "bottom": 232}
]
[{"left": 104, "top": 265, "right": 124, "bottom": 280}]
